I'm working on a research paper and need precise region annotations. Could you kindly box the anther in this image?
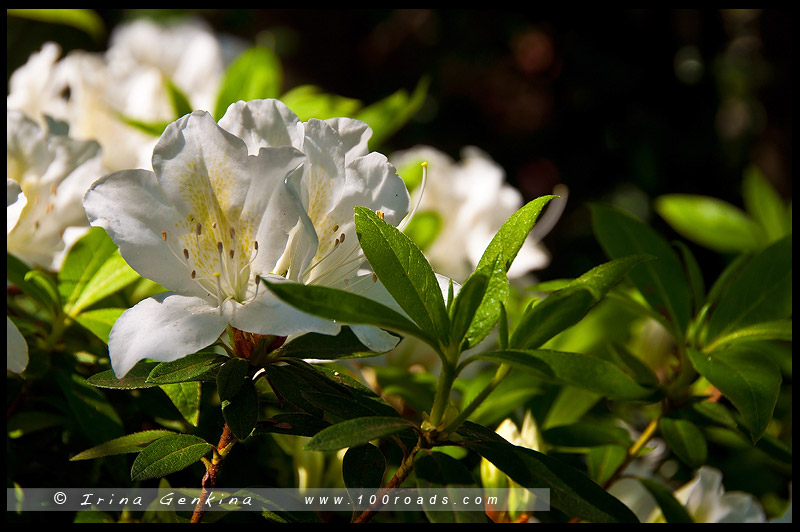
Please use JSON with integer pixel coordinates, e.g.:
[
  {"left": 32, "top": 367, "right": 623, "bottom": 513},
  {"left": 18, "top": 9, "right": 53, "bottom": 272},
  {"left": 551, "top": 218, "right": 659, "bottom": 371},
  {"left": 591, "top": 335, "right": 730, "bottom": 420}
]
[
  {"left": 339, "top": 233, "right": 345, "bottom": 243},
  {"left": 333, "top": 224, "right": 339, "bottom": 232},
  {"left": 229, "top": 249, "right": 235, "bottom": 260},
  {"left": 217, "top": 241, "right": 224, "bottom": 254},
  {"left": 162, "top": 231, "right": 167, "bottom": 241},
  {"left": 183, "top": 249, "right": 189, "bottom": 260},
  {"left": 50, "top": 184, "right": 58, "bottom": 195},
  {"left": 372, "top": 273, "right": 378, "bottom": 282},
  {"left": 229, "top": 227, "right": 236, "bottom": 239},
  {"left": 254, "top": 241, "right": 259, "bottom": 251},
  {"left": 211, "top": 221, "right": 217, "bottom": 229},
  {"left": 191, "top": 270, "right": 196, "bottom": 279},
  {"left": 196, "top": 223, "right": 202, "bottom": 236}
]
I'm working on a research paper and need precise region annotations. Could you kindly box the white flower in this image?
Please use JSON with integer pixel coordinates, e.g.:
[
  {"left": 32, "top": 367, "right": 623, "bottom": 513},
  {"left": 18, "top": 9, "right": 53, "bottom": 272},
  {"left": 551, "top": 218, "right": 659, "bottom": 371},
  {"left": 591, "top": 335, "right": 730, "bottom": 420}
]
[
  {"left": 670, "top": 466, "right": 766, "bottom": 523},
  {"left": 7, "top": 19, "right": 244, "bottom": 173},
  {"left": 7, "top": 317, "right": 28, "bottom": 374},
  {"left": 84, "top": 99, "right": 411, "bottom": 377},
  {"left": 7, "top": 109, "right": 105, "bottom": 270},
  {"left": 390, "top": 145, "right": 567, "bottom": 283}
]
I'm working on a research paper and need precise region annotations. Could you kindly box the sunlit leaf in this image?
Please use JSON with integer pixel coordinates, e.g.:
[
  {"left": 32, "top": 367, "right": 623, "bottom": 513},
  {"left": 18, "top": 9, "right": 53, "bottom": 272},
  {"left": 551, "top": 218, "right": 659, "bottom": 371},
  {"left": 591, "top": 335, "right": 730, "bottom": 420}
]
[
  {"left": 130, "top": 434, "right": 213, "bottom": 481},
  {"left": 214, "top": 46, "right": 282, "bottom": 120},
  {"left": 71, "top": 430, "right": 176, "bottom": 461}
]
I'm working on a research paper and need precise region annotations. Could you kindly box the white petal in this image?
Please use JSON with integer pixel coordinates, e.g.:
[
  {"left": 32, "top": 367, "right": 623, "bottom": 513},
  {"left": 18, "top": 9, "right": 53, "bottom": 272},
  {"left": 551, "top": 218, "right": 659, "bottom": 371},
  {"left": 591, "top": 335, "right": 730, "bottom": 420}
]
[
  {"left": 218, "top": 99, "right": 304, "bottom": 154},
  {"left": 324, "top": 117, "right": 372, "bottom": 165},
  {"left": 108, "top": 292, "right": 228, "bottom": 378},
  {"left": 7, "top": 317, "right": 29, "bottom": 374},
  {"left": 83, "top": 169, "right": 207, "bottom": 299},
  {"left": 226, "top": 276, "right": 340, "bottom": 337},
  {"left": 350, "top": 324, "right": 400, "bottom": 352}
]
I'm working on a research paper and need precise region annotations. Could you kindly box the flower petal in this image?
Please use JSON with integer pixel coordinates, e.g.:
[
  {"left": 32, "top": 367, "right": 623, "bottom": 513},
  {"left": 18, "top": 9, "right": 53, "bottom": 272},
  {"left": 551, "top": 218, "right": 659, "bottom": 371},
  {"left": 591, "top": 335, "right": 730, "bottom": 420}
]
[
  {"left": 108, "top": 292, "right": 228, "bottom": 378},
  {"left": 324, "top": 117, "right": 372, "bottom": 165},
  {"left": 7, "top": 317, "right": 29, "bottom": 374},
  {"left": 350, "top": 324, "right": 400, "bottom": 352},
  {"left": 83, "top": 169, "right": 208, "bottom": 299},
  {"left": 218, "top": 99, "right": 304, "bottom": 154}
]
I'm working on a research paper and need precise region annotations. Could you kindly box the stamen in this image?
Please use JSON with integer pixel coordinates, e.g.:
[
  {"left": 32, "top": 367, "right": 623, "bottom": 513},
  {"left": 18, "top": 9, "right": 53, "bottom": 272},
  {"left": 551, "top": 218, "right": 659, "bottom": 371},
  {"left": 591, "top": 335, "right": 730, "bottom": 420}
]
[
  {"left": 339, "top": 233, "right": 345, "bottom": 243},
  {"left": 229, "top": 227, "right": 236, "bottom": 239},
  {"left": 183, "top": 248, "right": 189, "bottom": 260},
  {"left": 229, "top": 249, "right": 235, "bottom": 260},
  {"left": 211, "top": 221, "right": 217, "bottom": 229},
  {"left": 191, "top": 270, "right": 196, "bottom": 279},
  {"left": 333, "top": 224, "right": 339, "bottom": 232},
  {"left": 398, "top": 161, "right": 427, "bottom": 232},
  {"left": 254, "top": 274, "right": 260, "bottom": 299},
  {"left": 162, "top": 231, "right": 167, "bottom": 241},
  {"left": 196, "top": 223, "right": 202, "bottom": 236},
  {"left": 50, "top": 184, "right": 57, "bottom": 195},
  {"left": 213, "top": 272, "right": 224, "bottom": 314}
]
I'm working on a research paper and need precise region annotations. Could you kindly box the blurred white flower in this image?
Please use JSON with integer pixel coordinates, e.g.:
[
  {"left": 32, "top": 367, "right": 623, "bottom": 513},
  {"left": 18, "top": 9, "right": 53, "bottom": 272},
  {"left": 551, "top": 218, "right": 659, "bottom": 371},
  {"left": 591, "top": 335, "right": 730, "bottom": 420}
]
[
  {"left": 7, "top": 317, "right": 28, "bottom": 374},
  {"left": 390, "top": 145, "right": 567, "bottom": 283},
  {"left": 84, "top": 99, "right": 412, "bottom": 377},
  {"left": 7, "top": 110, "right": 105, "bottom": 270},
  {"left": 669, "top": 466, "right": 766, "bottom": 523},
  {"left": 7, "top": 18, "right": 244, "bottom": 172}
]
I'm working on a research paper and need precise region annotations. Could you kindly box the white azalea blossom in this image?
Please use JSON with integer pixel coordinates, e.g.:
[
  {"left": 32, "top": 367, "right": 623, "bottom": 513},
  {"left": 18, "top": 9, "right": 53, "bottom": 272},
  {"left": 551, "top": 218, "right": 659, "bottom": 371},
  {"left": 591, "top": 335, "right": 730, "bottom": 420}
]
[
  {"left": 7, "top": 109, "right": 105, "bottom": 270},
  {"left": 7, "top": 18, "right": 244, "bottom": 172},
  {"left": 390, "top": 145, "right": 567, "bottom": 283},
  {"left": 668, "top": 466, "right": 766, "bottom": 523},
  {"left": 84, "top": 99, "right": 416, "bottom": 377}
]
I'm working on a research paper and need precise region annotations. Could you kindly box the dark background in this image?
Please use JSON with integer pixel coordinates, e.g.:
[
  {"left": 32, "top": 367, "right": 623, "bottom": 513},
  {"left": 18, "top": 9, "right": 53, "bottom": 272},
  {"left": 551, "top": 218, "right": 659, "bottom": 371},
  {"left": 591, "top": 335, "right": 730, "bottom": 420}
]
[{"left": 7, "top": 9, "right": 793, "bottom": 281}]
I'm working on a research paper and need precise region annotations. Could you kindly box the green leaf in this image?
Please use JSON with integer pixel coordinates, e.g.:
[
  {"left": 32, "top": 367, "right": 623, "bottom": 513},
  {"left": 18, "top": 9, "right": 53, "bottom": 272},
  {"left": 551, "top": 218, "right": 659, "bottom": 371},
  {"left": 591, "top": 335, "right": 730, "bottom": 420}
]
[
  {"left": 130, "top": 434, "right": 213, "bottom": 481},
  {"left": 8, "top": 8, "right": 105, "bottom": 41},
  {"left": 355, "top": 77, "right": 429, "bottom": 148},
  {"left": 688, "top": 347, "right": 781, "bottom": 442},
  {"left": 7, "top": 412, "right": 66, "bottom": 439},
  {"left": 654, "top": 194, "right": 763, "bottom": 253},
  {"left": 742, "top": 165, "right": 790, "bottom": 242},
  {"left": 146, "top": 352, "right": 227, "bottom": 384},
  {"left": 543, "top": 423, "right": 633, "bottom": 448},
  {"left": 280, "top": 85, "right": 362, "bottom": 121},
  {"left": 638, "top": 478, "right": 693, "bottom": 523},
  {"left": 164, "top": 78, "right": 193, "bottom": 118},
  {"left": 253, "top": 414, "right": 330, "bottom": 438},
  {"left": 56, "top": 371, "right": 124, "bottom": 445},
  {"left": 510, "top": 254, "right": 650, "bottom": 349},
  {"left": 673, "top": 240, "right": 706, "bottom": 314},
  {"left": 222, "top": 377, "right": 259, "bottom": 440},
  {"left": 592, "top": 203, "right": 692, "bottom": 337},
  {"left": 73, "top": 307, "right": 125, "bottom": 344},
  {"left": 604, "top": 343, "right": 661, "bottom": 389},
  {"left": 161, "top": 382, "right": 201, "bottom": 427},
  {"left": 277, "top": 327, "right": 389, "bottom": 360},
  {"left": 305, "top": 417, "right": 417, "bottom": 452},
  {"left": 264, "top": 280, "right": 431, "bottom": 345},
  {"left": 7, "top": 252, "right": 60, "bottom": 315},
  {"left": 71, "top": 430, "right": 176, "bottom": 461},
  {"left": 117, "top": 114, "right": 170, "bottom": 137},
  {"left": 586, "top": 445, "right": 627, "bottom": 486},
  {"left": 707, "top": 320, "right": 792, "bottom": 352},
  {"left": 58, "top": 227, "right": 140, "bottom": 317},
  {"left": 216, "top": 357, "right": 249, "bottom": 402},
  {"left": 705, "top": 235, "right": 792, "bottom": 343},
  {"left": 474, "top": 349, "right": 657, "bottom": 401},
  {"left": 691, "top": 401, "right": 739, "bottom": 430},
  {"left": 343, "top": 444, "right": 386, "bottom": 497},
  {"left": 461, "top": 426, "right": 638, "bottom": 523},
  {"left": 86, "top": 361, "right": 161, "bottom": 389},
  {"left": 659, "top": 417, "right": 707, "bottom": 468},
  {"left": 403, "top": 210, "right": 443, "bottom": 251},
  {"left": 214, "top": 46, "right": 282, "bottom": 120},
  {"left": 449, "top": 270, "right": 491, "bottom": 349},
  {"left": 354, "top": 206, "right": 450, "bottom": 347},
  {"left": 415, "top": 450, "right": 488, "bottom": 523}
]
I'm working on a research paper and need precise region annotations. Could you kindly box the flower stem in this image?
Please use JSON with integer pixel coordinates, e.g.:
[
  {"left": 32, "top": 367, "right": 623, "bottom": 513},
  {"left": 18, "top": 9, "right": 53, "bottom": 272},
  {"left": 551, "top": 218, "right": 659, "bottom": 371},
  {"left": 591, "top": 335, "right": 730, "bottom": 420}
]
[
  {"left": 441, "top": 363, "right": 511, "bottom": 435},
  {"left": 190, "top": 424, "right": 237, "bottom": 523},
  {"left": 428, "top": 360, "right": 456, "bottom": 428},
  {"left": 601, "top": 416, "right": 660, "bottom": 491}
]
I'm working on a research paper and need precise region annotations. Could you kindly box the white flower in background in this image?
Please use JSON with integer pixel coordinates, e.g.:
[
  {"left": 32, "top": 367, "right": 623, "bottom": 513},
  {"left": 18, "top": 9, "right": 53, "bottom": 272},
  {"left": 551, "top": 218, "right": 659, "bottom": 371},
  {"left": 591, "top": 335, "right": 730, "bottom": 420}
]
[
  {"left": 7, "top": 18, "right": 244, "bottom": 172},
  {"left": 480, "top": 411, "right": 543, "bottom": 522},
  {"left": 84, "top": 99, "right": 411, "bottom": 377},
  {"left": 668, "top": 466, "right": 766, "bottom": 523},
  {"left": 390, "top": 145, "right": 568, "bottom": 283},
  {"left": 7, "top": 317, "right": 28, "bottom": 374},
  {"left": 7, "top": 109, "right": 105, "bottom": 270}
]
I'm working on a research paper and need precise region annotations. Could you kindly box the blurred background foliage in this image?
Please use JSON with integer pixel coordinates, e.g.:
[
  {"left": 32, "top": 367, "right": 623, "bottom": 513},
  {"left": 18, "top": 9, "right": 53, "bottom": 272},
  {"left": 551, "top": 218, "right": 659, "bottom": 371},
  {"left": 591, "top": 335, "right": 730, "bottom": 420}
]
[{"left": 8, "top": 8, "right": 792, "bottom": 284}]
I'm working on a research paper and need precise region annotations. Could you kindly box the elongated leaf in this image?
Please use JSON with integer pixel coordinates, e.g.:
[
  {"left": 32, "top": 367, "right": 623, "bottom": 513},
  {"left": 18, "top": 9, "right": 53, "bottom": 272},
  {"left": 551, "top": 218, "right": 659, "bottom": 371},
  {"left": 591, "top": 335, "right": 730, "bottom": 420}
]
[
  {"left": 706, "top": 235, "right": 792, "bottom": 343},
  {"left": 8, "top": 8, "right": 105, "bottom": 40},
  {"left": 71, "top": 430, "right": 175, "bottom": 461},
  {"left": 654, "top": 194, "right": 763, "bottom": 253},
  {"left": 277, "top": 327, "right": 388, "bottom": 360},
  {"left": 146, "top": 352, "right": 227, "bottom": 384},
  {"left": 214, "top": 46, "right": 282, "bottom": 120},
  {"left": 161, "top": 382, "right": 201, "bottom": 427},
  {"left": 164, "top": 78, "right": 193, "bottom": 118},
  {"left": 56, "top": 371, "right": 123, "bottom": 445},
  {"left": 343, "top": 444, "right": 386, "bottom": 497},
  {"left": 355, "top": 77, "right": 429, "bottom": 148},
  {"left": 510, "top": 255, "right": 649, "bottom": 349},
  {"left": 460, "top": 425, "right": 638, "bottom": 523},
  {"left": 688, "top": 347, "right": 781, "bottom": 442},
  {"left": 592, "top": 204, "right": 691, "bottom": 337},
  {"left": 305, "top": 417, "right": 417, "bottom": 452},
  {"left": 638, "top": 478, "right": 693, "bottom": 523},
  {"left": 253, "top": 414, "right": 331, "bottom": 438},
  {"left": 674, "top": 240, "right": 706, "bottom": 313},
  {"left": 264, "top": 280, "right": 431, "bottom": 345},
  {"left": 131, "top": 434, "right": 213, "bottom": 481},
  {"left": 280, "top": 85, "right": 362, "bottom": 121},
  {"left": 659, "top": 417, "right": 707, "bottom": 468},
  {"left": 543, "top": 424, "right": 633, "bottom": 448},
  {"left": 7, "top": 252, "right": 60, "bottom": 315},
  {"left": 222, "top": 377, "right": 259, "bottom": 440},
  {"left": 24, "top": 269, "right": 62, "bottom": 316},
  {"left": 73, "top": 307, "right": 124, "bottom": 344},
  {"left": 586, "top": 445, "right": 627, "bottom": 486},
  {"left": 742, "top": 165, "right": 790, "bottom": 242},
  {"left": 474, "top": 349, "right": 657, "bottom": 401},
  {"left": 58, "top": 227, "right": 140, "bottom": 316},
  {"left": 461, "top": 260, "right": 509, "bottom": 351},
  {"left": 87, "top": 361, "right": 160, "bottom": 389},
  {"left": 707, "top": 320, "right": 792, "bottom": 352},
  {"left": 354, "top": 206, "right": 450, "bottom": 347},
  {"left": 216, "top": 358, "right": 249, "bottom": 402},
  {"left": 449, "top": 270, "right": 491, "bottom": 348},
  {"left": 415, "top": 450, "right": 487, "bottom": 523}
]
